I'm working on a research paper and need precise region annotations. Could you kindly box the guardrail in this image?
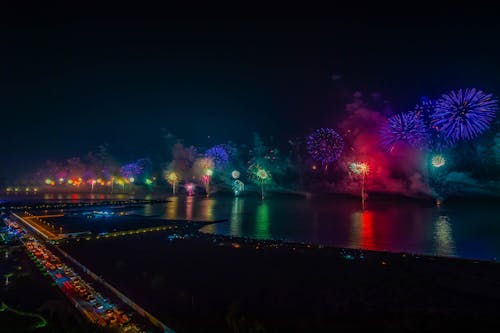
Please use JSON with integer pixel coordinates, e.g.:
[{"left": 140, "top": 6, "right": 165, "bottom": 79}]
[{"left": 54, "top": 246, "right": 175, "bottom": 333}]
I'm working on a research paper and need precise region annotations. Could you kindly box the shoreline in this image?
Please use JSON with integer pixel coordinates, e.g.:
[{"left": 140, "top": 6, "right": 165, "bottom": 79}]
[
  {"left": 59, "top": 223, "right": 500, "bottom": 332},
  {"left": 195, "top": 220, "right": 500, "bottom": 265},
  {"left": 3, "top": 190, "right": 500, "bottom": 203}
]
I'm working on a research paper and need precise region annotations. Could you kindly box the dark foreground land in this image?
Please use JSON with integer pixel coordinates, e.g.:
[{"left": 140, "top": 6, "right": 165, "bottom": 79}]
[
  {"left": 0, "top": 245, "right": 106, "bottom": 333},
  {"left": 60, "top": 229, "right": 500, "bottom": 333}
]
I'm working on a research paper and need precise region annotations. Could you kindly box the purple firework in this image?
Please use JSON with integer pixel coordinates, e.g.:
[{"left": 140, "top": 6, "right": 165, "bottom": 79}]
[
  {"left": 431, "top": 88, "right": 497, "bottom": 144},
  {"left": 120, "top": 159, "right": 151, "bottom": 179},
  {"left": 380, "top": 111, "right": 429, "bottom": 151},
  {"left": 206, "top": 145, "right": 229, "bottom": 167},
  {"left": 306, "top": 128, "right": 344, "bottom": 164},
  {"left": 120, "top": 162, "right": 142, "bottom": 179}
]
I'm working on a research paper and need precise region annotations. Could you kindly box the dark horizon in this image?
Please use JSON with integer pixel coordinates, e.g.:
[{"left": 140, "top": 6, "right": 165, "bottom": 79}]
[{"left": 2, "top": 5, "right": 500, "bottom": 179}]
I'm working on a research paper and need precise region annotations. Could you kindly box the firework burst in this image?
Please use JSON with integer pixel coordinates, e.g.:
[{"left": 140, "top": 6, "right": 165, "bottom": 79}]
[
  {"left": 431, "top": 88, "right": 497, "bottom": 144},
  {"left": 380, "top": 112, "right": 429, "bottom": 151},
  {"left": 232, "top": 180, "right": 245, "bottom": 196},
  {"left": 248, "top": 164, "right": 271, "bottom": 200},
  {"left": 349, "top": 161, "right": 370, "bottom": 210},
  {"left": 349, "top": 162, "right": 370, "bottom": 175},
  {"left": 306, "top": 128, "right": 344, "bottom": 165},
  {"left": 431, "top": 154, "right": 446, "bottom": 168},
  {"left": 206, "top": 145, "right": 229, "bottom": 168},
  {"left": 165, "top": 171, "right": 180, "bottom": 194}
]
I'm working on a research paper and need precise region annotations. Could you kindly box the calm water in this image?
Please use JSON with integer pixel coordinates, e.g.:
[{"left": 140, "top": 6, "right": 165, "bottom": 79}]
[
  {"left": 131, "top": 194, "right": 500, "bottom": 261},
  {"left": 3, "top": 193, "right": 500, "bottom": 261}
]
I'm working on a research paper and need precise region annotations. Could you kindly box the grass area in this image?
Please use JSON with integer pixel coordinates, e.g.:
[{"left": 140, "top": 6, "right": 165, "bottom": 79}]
[
  {"left": 0, "top": 302, "right": 47, "bottom": 329},
  {"left": 1, "top": 246, "right": 109, "bottom": 333}
]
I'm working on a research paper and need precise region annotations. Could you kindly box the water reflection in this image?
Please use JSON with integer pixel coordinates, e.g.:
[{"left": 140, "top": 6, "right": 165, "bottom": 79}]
[
  {"left": 255, "top": 202, "right": 270, "bottom": 239},
  {"left": 200, "top": 198, "right": 215, "bottom": 221},
  {"left": 350, "top": 210, "right": 376, "bottom": 250},
  {"left": 199, "top": 198, "right": 216, "bottom": 232},
  {"left": 229, "top": 198, "right": 244, "bottom": 236},
  {"left": 434, "top": 215, "right": 455, "bottom": 256},
  {"left": 35, "top": 193, "right": 498, "bottom": 261},
  {"left": 166, "top": 196, "right": 179, "bottom": 220},
  {"left": 185, "top": 196, "right": 194, "bottom": 221},
  {"left": 143, "top": 203, "right": 153, "bottom": 216}
]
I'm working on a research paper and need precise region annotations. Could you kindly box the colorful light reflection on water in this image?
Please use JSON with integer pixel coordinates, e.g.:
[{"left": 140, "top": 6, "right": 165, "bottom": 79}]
[
  {"left": 350, "top": 210, "right": 376, "bottom": 251},
  {"left": 185, "top": 196, "right": 498, "bottom": 261},
  {"left": 41, "top": 194, "right": 496, "bottom": 262}
]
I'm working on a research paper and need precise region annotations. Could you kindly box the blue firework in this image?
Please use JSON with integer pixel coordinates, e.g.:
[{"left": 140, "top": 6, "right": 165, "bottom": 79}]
[
  {"left": 413, "top": 97, "right": 448, "bottom": 150},
  {"left": 120, "top": 162, "right": 142, "bottom": 179},
  {"left": 206, "top": 145, "right": 229, "bottom": 168},
  {"left": 414, "top": 96, "right": 435, "bottom": 124},
  {"left": 380, "top": 112, "right": 429, "bottom": 151},
  {"left": 306, "top": 128, "right": 344, "bottom": 164},
  {"left": 431, "top": 88, "right": 497, "bottom": 144}
]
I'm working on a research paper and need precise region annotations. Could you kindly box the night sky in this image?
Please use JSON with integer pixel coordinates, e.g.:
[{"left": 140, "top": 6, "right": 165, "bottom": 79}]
[{"left": 2, "top": 5, "right": 500, "bottom": 179}]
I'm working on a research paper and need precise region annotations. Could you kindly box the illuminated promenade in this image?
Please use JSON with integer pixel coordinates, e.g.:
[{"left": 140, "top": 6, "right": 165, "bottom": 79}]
[{"left": 11, "top": 212, "right": 63, "bottom": 241}]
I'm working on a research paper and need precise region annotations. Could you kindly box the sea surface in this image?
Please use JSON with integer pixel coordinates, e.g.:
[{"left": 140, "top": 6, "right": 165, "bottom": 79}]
[{"left": 3, "top": 192, "right": 500, "bottom": 261}]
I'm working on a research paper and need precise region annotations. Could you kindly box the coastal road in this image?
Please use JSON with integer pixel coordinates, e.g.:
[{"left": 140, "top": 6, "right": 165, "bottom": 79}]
[{"left": 11, "top": 212, "right": 63, "bottom": 241}]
